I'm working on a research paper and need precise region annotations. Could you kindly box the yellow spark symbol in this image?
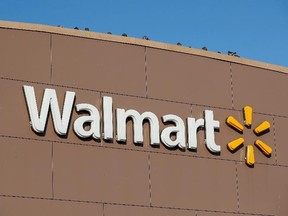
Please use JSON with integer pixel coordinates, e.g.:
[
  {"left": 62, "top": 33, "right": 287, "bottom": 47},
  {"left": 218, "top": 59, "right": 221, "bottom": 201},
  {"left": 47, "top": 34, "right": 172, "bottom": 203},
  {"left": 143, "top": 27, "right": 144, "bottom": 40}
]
[{"left": 226, "top": 106, "right": 272, "bottom": 167}]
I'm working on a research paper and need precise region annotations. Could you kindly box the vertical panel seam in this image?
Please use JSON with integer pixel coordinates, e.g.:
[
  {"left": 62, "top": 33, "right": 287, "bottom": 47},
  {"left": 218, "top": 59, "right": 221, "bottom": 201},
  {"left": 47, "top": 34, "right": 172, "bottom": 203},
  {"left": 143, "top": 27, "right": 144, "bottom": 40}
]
[
  {"left": 99, "top": 91, "right": 103, "bottom": 145},
  {"left": 235, "top": 162, "right": 240, "bottom": 212},
  {"left": 230, "top": 62, "right": 234, "bottom": 109},
  {"left": 148, "top": 153, "right": 152, "bottom": 206},
  {"left": 49, "top": 33, "right": 53, "bottom": 83},
  {"left": 272, "top": 117, "right": 277, "bottom": 164},
  {"left": 103, "top": 203, "right": 105, "bottom": 216},
  {"left": 145, "top": 47, "right": 148, "bottom": 98},
  {"left": 51, "top": 141, "right": 54, "bottom": 199}
]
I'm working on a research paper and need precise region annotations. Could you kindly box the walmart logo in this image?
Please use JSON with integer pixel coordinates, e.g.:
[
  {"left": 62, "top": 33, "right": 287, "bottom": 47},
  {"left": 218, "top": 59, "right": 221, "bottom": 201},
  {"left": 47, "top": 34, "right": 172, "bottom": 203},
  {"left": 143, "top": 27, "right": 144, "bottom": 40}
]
[
  {"left": 23, "top": 85, "right": 273, "bottom": 169},
  {"left": 226, "top": 106, "right": 272, "bottom": 167}
]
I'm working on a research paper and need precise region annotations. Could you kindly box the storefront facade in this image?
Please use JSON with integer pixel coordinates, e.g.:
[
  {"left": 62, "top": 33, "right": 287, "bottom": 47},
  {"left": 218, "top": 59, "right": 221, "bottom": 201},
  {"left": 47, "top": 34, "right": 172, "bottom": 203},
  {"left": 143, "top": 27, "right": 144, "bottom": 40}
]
[{"left": 0, "top": 21, "right": 287, "bottom": 216}]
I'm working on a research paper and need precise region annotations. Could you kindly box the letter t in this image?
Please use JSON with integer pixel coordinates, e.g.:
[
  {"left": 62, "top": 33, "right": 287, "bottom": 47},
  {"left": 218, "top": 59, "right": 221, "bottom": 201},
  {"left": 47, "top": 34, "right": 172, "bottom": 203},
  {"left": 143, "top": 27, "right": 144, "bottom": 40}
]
[{"left": 204, "top": 110, "right": 221, "bottom": 153}]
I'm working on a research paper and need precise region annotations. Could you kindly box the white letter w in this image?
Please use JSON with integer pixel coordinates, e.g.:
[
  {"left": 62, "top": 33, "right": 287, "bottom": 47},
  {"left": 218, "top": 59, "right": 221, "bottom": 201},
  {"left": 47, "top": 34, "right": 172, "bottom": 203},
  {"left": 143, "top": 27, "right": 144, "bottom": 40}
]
[{"left": 23, "top": 85, "right": 75, "bottom": 135}]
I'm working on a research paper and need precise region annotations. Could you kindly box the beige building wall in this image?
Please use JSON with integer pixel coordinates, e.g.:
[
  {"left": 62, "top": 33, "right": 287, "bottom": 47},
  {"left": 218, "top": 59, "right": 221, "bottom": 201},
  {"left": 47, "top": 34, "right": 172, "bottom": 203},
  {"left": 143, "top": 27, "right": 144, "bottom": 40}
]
[{"left": 0, "top": 21, "right": 287, "bottom": 216}]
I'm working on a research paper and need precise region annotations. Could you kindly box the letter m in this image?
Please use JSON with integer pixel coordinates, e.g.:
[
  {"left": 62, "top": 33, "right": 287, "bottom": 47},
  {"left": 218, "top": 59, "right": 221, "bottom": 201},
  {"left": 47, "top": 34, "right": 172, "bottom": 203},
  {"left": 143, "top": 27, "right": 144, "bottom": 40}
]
[
  {"left": 116, "top": 108, "right": 160, "bottom": 145},
  {"left": 23, "top": 85, "right": 75, "bottom": 135}
]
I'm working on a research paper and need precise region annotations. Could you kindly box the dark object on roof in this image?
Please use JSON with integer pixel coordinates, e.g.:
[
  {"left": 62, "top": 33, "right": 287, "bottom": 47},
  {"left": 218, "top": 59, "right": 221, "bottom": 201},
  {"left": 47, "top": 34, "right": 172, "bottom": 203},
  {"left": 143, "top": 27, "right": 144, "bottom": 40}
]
[
  {"left": 142, "top": 36, "right": 149, "bottom": 40},
  {"left": 228, "top": 51, "right": 236, "bottom": 56},
  {"left": 228, "top": 51, "right": 240, "bottom": 57}
]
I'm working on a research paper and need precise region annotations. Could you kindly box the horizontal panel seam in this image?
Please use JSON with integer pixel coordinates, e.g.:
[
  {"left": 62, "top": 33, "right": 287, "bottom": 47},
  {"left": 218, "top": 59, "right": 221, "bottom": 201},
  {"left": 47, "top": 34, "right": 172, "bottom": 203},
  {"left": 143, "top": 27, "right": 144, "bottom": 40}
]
[
  {"left": 0, "top": 194, "right": 274, "bottom": 216},
  {"left": 0, "top": 134, "right": 287, "bottom": 167},
  {"left": 1, "top": 76, "right": 288, "bottom": 118}
]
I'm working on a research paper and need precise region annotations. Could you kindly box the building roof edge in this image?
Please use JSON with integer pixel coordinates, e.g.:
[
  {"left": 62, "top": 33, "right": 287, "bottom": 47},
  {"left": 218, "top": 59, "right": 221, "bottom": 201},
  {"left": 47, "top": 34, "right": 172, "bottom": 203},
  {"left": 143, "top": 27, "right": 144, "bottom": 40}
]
[{"left": 1, "top": 20, "right": 287, "bottom": 73}]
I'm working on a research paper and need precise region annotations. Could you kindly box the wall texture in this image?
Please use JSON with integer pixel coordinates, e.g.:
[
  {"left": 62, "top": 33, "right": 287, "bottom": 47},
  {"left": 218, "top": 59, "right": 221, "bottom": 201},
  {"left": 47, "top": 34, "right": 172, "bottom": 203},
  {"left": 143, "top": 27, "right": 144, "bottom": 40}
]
[{"left": 0, "top": 21, "right": 287, "bottom": 216}]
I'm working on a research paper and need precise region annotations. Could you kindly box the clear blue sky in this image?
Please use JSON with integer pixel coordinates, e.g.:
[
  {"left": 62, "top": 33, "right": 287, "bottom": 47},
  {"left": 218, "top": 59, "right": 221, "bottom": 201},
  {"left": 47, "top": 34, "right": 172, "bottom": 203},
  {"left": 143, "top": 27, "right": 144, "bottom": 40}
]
[{"left": 1, "top": 0, "right": 288, "bottom": 67}]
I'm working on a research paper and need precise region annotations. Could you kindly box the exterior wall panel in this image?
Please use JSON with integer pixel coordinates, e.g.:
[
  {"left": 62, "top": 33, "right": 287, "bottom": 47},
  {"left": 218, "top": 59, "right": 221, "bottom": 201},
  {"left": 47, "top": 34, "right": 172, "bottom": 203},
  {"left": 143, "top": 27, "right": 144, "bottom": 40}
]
[
  {"left": 232, "top": 63, "right": 288, "bottom": 116},
  {"left": 146, "top": 48, "right": 232, "bottom": 108},
  {"left": 52, "top": 34, "right": 147, "bottom": 97},
  {"left": 0, "top": 137, "right": 52, "bottom": 198},
  {"left": 0, "top": 29, "right": 50, "bottom": 83},
  {"left": 0, "top": 197, "right": 103, "bottom": 216},
  {"left": 53, "top": 143, "right": 150, "bottom": 205},
  {"left": 237, "top": 164, "right": 288, "bottom": 215},
  {"left": 105, "top": 205, "right": 196, "bottom": 216},
  {"left": 150, "top": 153, "right": 238, "bottom": 212},
  {"left": 274, "top": 117, "right": 288, "bottom": 166}
]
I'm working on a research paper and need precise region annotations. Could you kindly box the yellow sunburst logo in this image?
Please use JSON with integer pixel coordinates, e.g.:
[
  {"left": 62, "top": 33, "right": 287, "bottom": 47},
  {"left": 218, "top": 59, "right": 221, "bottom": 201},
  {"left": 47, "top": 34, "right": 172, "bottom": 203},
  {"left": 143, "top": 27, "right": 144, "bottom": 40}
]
[{"left": 226, "top": 106, "right": 272, "bottom": 167}]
